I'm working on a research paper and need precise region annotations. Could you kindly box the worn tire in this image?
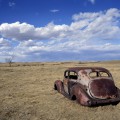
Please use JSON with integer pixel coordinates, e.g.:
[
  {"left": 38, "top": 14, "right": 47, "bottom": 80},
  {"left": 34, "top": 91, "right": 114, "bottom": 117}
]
[{"left": 54, "top": 84, "right": 57, "bottom": 90}]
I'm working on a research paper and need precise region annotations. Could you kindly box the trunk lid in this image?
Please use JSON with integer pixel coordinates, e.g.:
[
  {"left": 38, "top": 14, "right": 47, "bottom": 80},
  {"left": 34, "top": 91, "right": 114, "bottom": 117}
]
[{"left": 89, "top": 78, "right": 117, "bottom": 99}]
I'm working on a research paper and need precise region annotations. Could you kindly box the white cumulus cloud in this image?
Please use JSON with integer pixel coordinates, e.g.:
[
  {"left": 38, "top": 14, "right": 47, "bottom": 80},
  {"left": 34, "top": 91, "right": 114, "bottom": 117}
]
[
  {"left": 8, "top": 2, "right": 15, "bottom": 7},
  {"left": 0, "top": 38, "right": 10, "bottom": 47},
  {"left": 50, "top": 9, "right": 59, "bottom": 13},
  {"left": 0, "top": 22, "right": 69, "bottom": 41},
  {"left": 88, "top": 0, "right": 95, "bottom": 4},
  {"left": 0, "top": 8, "right": 120, "bottom": 62}
]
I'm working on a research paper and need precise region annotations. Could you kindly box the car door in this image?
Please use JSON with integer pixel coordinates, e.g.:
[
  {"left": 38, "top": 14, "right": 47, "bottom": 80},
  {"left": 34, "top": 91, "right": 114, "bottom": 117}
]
[
  {"left": 68, "top": 71, "right": 78, "bottom": 94},
  {"left": 63, "top": 70, "right": 78, "bottom": 95},
  {"left": 63, "top": 70, "right": 69, "bottom": 94}
]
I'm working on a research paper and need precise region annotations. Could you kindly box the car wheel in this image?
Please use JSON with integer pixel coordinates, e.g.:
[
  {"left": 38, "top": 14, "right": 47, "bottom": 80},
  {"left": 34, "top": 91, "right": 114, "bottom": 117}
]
[
  {"left": 71, "top": 95, "right": 77, "bottom": 101},
  {"left": 54, "top": 84, "right": 57, "bottom": 90}
]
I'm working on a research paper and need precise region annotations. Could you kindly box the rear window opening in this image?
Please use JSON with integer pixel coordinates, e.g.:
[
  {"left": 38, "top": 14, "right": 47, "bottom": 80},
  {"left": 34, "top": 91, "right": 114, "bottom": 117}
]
[{"left": 90, "top": 71, "right": 110, "bottom": 78}]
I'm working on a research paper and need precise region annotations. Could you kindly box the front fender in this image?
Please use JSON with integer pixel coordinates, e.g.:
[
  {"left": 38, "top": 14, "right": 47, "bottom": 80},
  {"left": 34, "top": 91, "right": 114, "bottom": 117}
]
[{"left": 54, "top": 80, "right": 64, "bottom": 93}]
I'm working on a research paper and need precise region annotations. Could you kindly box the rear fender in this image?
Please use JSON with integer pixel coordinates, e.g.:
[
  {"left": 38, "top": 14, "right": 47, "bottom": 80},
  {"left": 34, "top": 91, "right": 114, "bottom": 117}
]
[{"left": 71, "top": 84, "right": 91, "bottom": 106}]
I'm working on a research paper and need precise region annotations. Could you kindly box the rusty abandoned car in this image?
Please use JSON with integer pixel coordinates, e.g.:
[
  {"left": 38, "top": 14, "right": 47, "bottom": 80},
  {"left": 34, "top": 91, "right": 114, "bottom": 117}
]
[{"left": 54, "top": 67, "right": 120, "bottom": 106}]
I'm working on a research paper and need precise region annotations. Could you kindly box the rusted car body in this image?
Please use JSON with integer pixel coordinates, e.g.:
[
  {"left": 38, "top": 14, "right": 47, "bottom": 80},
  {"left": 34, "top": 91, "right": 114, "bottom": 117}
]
[{"left": 54, "top": 67, "right": 120, "bottom": 106}]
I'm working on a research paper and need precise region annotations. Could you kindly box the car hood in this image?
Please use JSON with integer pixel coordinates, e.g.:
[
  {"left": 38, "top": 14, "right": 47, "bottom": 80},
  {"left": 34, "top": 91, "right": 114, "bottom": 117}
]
[{"left": 88, "top": 78, "right": 117, "bottom": 99}]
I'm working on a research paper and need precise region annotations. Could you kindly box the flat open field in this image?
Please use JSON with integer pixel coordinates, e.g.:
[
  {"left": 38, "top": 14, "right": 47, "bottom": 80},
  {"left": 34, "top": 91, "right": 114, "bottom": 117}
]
[{"left": 0, "top": 61, "right": 120, "bottom": 120}]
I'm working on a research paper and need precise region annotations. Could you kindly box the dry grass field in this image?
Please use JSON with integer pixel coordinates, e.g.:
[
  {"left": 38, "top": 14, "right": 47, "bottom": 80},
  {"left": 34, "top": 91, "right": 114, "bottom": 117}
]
[{"left": 0, "top": 61, "right": 120, "bottom": 120}]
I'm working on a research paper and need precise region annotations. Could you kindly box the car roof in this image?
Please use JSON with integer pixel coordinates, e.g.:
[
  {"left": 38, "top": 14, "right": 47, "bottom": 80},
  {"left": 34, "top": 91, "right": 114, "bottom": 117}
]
[{"left": 66, "top": 67, "right": 110, "bottom": 73}]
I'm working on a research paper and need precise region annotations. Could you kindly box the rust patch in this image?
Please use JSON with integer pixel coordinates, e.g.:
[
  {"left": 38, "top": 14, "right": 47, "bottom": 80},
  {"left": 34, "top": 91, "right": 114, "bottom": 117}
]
[{"left": 89, "top": 79, "right": 117, "bottom": 99}]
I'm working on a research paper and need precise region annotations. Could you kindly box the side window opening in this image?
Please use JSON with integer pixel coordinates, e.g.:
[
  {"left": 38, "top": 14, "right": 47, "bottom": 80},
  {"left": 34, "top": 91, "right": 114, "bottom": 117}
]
[
  {"left": 65, "top": 71, "right": 69, "bottom": 78},
  {"left": 69, "top": 71, "right": 78, "bottom": 80}
]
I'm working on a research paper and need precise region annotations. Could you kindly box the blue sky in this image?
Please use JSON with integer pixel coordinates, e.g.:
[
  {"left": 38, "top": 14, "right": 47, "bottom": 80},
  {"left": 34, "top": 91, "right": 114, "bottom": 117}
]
[{"left": 0, "top": 0, "right": 120, "bottom": 62}]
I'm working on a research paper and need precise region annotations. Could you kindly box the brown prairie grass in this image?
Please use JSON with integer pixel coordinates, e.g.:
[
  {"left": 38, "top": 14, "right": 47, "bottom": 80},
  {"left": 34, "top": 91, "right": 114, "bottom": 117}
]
[{"left": 0, "top": 61, "right": 120, "bottom": 120}]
